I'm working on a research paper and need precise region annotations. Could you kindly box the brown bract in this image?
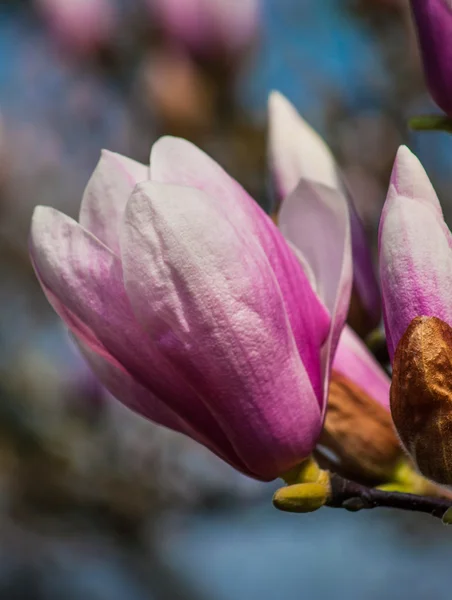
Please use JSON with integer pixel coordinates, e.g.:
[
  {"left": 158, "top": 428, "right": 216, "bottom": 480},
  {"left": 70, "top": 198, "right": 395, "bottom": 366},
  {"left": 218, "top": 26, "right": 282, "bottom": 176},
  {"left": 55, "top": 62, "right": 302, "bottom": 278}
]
[
  {"left": 320, "top": 370, "right": 403, "bottom": 484},
  {"left": 391, "top": 316, "right": 452, "bottom": 486}
]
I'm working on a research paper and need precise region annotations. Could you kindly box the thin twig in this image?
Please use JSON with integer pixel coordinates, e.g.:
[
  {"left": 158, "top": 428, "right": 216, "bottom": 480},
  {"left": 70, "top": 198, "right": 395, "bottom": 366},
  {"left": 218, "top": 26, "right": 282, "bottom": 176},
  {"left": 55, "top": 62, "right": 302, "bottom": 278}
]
[
  {"left": 328, "top": 473, "right": 451, "bottom": 520},
  {"left": 408, "top": 115, "right": 452, "bottom": 133}
]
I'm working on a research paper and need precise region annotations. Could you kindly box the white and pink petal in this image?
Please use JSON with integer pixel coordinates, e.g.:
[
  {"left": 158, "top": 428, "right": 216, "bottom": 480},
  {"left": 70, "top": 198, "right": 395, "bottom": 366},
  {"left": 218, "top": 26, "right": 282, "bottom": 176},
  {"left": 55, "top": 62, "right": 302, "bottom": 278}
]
[
  {"left": 30, "top": 206, "right": 247, "bottom": 469},
  {"left": 267, "top": 91, "right": 340, "bottom": 204},
  {"left": 268, "top": 92, "right": 380, "bottom": 329},
  {"left": 79, "top": 150, "right": 148, "bottom": 253},
  {"left": 278, "top": 179, "right": 353, "bottom": 412},
  {"left": 379, "top": 147, "right": 452, "bottom": 359},
  {"left": 149, "top": 136, "right": 331, "bottom": 401},
  {"left": 120, "top": 181, "right": 323, "bottom": 479}
]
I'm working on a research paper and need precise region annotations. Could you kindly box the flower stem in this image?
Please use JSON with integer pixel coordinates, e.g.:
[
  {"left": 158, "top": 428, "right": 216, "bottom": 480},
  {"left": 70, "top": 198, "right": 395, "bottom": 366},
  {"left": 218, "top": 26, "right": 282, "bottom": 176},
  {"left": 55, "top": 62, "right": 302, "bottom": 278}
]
[
  {"left": 408, "top": 115, "right": 452, "bottom": 133},
  {"left": 328, "top": 473, "right": 451, "bottom": 521}
]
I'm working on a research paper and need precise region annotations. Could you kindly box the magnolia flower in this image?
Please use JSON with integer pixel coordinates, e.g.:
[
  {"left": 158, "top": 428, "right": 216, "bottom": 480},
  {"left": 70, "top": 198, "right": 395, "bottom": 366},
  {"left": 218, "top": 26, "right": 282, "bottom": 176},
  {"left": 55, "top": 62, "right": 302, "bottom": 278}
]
[
  {"left": 149, "top": 0, "right": 260, "bottom": 58},
  {"left": 268, "top": 92, "right": 381, "bottom": 333},
  {"left": 36, "top": 0, "right": 115, "bottom": 56},
  {"left": 30, "top": 137, "right": 351, "bottom": 481},
  {"left": 379, "top": 146, "right": 452, "bottom": 485},
  {"left": 410, "top": 0, "right": 452, "bottom": 117}
]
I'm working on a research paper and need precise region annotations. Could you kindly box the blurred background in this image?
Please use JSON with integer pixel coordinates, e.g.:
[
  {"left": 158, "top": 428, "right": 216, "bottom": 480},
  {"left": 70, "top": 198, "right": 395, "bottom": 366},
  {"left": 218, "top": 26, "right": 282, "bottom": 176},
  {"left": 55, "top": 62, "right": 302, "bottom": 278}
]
[{"left": 1, "top": 0, "right": 452, "bottom": 598}]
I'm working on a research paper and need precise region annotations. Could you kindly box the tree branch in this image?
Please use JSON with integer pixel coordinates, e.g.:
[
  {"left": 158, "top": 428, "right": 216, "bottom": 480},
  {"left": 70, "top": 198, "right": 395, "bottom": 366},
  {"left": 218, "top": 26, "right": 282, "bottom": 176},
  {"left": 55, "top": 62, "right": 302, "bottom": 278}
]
[{"left": 328, "top": 473, "right": 451, "bottom": 520}]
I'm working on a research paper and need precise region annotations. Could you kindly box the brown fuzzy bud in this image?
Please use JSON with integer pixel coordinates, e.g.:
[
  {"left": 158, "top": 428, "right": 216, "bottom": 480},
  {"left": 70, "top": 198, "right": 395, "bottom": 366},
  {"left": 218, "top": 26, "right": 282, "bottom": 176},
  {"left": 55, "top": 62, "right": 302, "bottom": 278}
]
[
  {"left": 319, "top": 371, "right": 403, "bottom": 484},
  {"left": 391, "top": 316, "right": 452, "bottom": 486}
]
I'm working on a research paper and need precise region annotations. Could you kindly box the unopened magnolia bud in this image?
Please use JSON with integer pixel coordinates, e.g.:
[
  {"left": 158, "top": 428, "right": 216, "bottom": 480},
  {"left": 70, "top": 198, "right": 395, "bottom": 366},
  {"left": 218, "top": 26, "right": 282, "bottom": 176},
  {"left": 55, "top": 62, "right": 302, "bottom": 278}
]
[
  {"left": 391, "top": 316, "right": 452, "bottom": 486},
  {"left": 319, "top": 371, "right": 404, "bottom": 484},
  {"left": 273, "top": 482, "right": 329, "bottom": 513}
]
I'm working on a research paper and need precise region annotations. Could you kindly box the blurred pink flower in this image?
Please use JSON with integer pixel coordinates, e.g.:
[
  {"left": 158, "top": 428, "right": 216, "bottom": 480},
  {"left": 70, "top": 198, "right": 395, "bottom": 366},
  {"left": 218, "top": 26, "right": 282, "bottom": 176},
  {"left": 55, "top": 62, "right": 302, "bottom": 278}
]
[
  {"left": 149, "top": 0, "right": 260, "bottom": 57},
  {"left": 30, "top": 136, "right": 351, "bottom": 481},
  {"left": 36, "top": 0, "right": 116, "bottom": 56},
  {"left": 410, "top": 0, "right": 452, "bottom": 116}
]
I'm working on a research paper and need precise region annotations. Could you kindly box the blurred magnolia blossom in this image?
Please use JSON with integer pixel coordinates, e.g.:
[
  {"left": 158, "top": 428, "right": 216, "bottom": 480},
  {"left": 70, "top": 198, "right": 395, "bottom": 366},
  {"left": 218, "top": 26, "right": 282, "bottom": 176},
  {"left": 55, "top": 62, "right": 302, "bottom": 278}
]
[
  {"left": 142, "top": 47, "right": 215, "bottom": 134},
  {"left": 36, "top": 0, "right": 116, "bottom": 56},
  {"left": 380, "top": 146, "right": 452, "bottom": 487},
  {"left": 149, "top": 0, "right": 260, "bottom": 58},
  {"left": 267, "top": 92, "right": 381, "bottom": 335},
  {"left": 29, "top": 135, "right": 351, "bottom": 482},
  {"left": 410, "top": 0, "right": 452, "bottom": 116}
]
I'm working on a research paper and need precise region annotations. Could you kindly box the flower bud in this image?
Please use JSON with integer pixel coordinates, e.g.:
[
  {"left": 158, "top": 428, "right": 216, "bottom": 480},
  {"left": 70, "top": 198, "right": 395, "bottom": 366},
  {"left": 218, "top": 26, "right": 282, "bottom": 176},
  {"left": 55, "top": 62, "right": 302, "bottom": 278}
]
[
  {"left": 273, "top": 482, "right": 329, "bottom": 513},
  {"left": 36, "top": 0, "right": 115, "bottom": 57},
  {"left": 149, "top": 0, "right": 260, "bottom": 59},
  {"left": 391, "top": 316, "right": 452, "bottom": 486}
]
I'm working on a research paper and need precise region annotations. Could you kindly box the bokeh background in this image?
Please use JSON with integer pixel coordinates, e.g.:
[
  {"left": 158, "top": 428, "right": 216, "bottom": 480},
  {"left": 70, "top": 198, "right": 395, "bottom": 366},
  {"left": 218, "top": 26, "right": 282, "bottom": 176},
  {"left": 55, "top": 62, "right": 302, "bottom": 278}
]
[{"left": 1, "top": 0, "right": 452, "bottom": 598}]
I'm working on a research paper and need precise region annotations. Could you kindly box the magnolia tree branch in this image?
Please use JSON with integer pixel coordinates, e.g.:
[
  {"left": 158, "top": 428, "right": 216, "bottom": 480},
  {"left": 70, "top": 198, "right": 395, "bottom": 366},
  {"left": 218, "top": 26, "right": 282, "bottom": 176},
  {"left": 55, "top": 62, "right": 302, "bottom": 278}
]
[{"left": 328, "top": 473, "right": 451, "bottom": 521}]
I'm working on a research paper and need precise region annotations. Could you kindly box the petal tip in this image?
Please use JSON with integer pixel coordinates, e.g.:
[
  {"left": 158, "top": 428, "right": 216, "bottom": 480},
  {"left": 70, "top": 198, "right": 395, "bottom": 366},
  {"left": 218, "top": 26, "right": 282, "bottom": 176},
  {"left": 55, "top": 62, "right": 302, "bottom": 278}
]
[
  {"left": 151, "top": 134, "right": 187, "bottom": 157},
  {"left": 29, "top": 206, "right": 70, "bottom": 271},
  {"left": 390, "top": 145, "right": 441, "bottom": 212},
  {"left": 150, "top": 135, "right": 199, "bottom": 178},
  {"left": 393, "top": 145, "right": 418, "bottom": 177},
  {"left": 99, "top": 148, "right": 123, "bottom": 165},
  {"left": 391, "top": 145, "right": 424, "bottom": 192},
  {"left": 268, "top": 91, "right": 311, "bottom": 134},
  {"left": 96, "top": 149, "right": 121, "bottom": 173},
  {"left": 30, "top": 205, "right": 57, "bottom": 238},
  {"left": 268, "top": 89, "right": 286, "bottom": 111}
]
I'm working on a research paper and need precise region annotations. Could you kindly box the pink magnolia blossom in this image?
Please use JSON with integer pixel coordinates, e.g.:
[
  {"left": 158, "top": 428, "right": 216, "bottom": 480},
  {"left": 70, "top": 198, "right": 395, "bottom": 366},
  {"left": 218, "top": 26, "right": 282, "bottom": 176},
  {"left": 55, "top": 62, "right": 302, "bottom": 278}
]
[
  {"left": 379, "top": 145, "right": 452, "bottom": 482},
  {"left": 410, "top": 0, "right": 452, "bottom": 116},
  {"left": 379, "top": 145, "right": 452, "bottom": 361},
  {"left": 149, "top": 0, "right": 260, "bottom": 57},
  {"left": 30, "top": 136, "right": 351, "bottom": 481},
  {"left": 36, "top": 0, "right": 115, "bottom": 56},
  {"left": 268, "top": 91, "right": 381, "bottom": 331}
]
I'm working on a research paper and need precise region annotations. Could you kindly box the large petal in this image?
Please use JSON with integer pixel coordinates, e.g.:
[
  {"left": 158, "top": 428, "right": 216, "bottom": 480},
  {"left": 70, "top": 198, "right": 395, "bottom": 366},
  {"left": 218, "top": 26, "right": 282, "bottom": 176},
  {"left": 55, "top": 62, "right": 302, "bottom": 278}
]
[
  {"left": 332, "top": 325, "right": 390, "bottom": 410},
  {"left": 79, "top": 150, "right": 148, "bottom": 253},
  {"left": 149, "top": 135, "right": 330, "bottom": 402},
  {"left": 30, "top": 206, "right": 252, "bottom": 475},
  {"left": 379, "top": 146, "right": 452, "bottom": 360},
  {"left": 74, "top": 336, "right": 251, "bottom": 472},
  {"left": 268, "top": 91, "right": 380, "bottom": 327},
  {"left": 278, "top": 179, "right": 352, "bottom": 413},
  {"left": 121, "top": 181, "right": 323, "bottom": 479}
]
